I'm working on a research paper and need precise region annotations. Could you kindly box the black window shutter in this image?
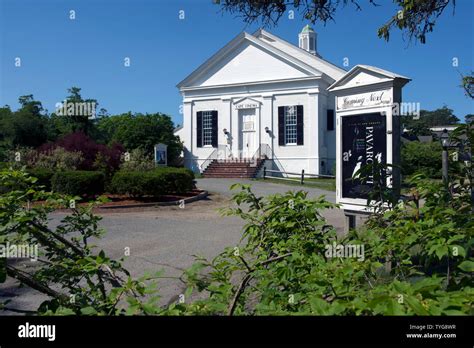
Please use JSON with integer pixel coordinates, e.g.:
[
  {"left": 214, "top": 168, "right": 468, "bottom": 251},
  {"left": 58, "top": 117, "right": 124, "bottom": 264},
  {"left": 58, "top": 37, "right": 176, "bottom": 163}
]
[
  {"left": 211, "top": 110, "right": 218, "bottom": 148},
  {"left": 296, "top": 105, "right": 304, "bottom": 145},
  {"left": 327, "top": 109, "right": 334, "bottom": 131},
  {"left": 196, "top": 111, "right": 203, "bottom": 148},
  {"left": 278, "top": 106, "right": 285, "bottom": 146}
]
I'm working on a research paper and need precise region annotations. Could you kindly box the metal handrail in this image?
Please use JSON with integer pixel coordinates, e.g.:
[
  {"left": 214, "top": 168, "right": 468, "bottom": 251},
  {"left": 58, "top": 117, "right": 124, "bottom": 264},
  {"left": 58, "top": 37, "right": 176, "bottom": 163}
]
[
  {"left": 200, "top": 144, "right": 229, "bottom": 170},
  {"left": 251, "top": 143, "right": 271, "bottom": 160}
]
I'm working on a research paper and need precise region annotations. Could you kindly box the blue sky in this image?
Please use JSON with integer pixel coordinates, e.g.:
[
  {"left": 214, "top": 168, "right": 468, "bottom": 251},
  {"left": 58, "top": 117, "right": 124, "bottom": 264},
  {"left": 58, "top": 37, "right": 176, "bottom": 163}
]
[{"left": 0, "top": 0, "right": 473, "bottom": 125}]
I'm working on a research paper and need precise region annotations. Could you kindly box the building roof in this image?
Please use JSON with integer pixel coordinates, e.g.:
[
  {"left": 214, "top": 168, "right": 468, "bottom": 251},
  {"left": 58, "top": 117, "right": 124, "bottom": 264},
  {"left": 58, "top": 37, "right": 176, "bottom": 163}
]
[
  {"left": 301, "top": 24, "right": 315, "bottom": 33},
  {"left": 327, "top": 64, "right": 411, "bottom": 91},
  {"left": 177, "top": 28, "right": 346, "bottom": 89},
  {"left": 253, "top": 29, "right": 345, "bottom": 76}
]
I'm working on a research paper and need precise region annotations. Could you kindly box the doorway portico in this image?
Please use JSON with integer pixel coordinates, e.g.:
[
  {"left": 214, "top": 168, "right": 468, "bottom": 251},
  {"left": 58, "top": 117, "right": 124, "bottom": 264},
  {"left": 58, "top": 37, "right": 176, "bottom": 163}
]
[{"left": 232, "top": 97, "right": 261, "bottom": 159}]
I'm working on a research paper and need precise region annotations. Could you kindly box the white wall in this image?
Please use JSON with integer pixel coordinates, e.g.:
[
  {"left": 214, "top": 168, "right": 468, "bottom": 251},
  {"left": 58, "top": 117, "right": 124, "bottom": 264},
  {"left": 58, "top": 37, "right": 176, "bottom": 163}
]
[
  {"left": 178, "top": 34, "right": 340, "bottom": 175},
  {"left": 181, "top": 82, "right": 336, "bottom": 176}
]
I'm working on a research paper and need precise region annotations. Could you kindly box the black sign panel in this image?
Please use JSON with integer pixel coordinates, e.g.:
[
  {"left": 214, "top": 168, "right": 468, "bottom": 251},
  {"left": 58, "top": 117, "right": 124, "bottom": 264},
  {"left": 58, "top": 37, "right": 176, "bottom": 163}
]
[{"left": 341, "top": 113, "right": 386, "bottom": 199}]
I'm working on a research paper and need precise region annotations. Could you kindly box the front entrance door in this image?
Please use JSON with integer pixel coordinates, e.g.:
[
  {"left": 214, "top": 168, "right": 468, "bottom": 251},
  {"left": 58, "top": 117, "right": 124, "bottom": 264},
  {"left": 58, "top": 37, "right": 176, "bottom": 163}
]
[{"left": 238, "top": 108, "right": 257, "bottom": 158}]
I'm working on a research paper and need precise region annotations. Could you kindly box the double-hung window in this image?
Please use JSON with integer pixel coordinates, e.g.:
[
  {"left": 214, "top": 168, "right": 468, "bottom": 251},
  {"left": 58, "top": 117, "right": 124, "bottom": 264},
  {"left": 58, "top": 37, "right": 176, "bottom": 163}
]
[
  {"left": 202, "top": 111, "right": 213, "bottom": 146},
  {"left": 197, "top": 110, "right": 218, "bottom": 148},
  {"left": 285, "top": 106, "right": 298, "bottom": 145},
  {"left": 278, "top": 105, "right": 303, "bottom": 146}
]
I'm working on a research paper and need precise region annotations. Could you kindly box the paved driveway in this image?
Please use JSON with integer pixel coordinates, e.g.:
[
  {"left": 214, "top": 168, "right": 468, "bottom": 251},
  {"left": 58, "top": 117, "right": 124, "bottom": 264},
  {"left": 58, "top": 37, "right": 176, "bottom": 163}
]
[
  {"left": 0, "top": 178, "right": 343, "bottom": 314},
  {"left": 196, "top": 178, "right": 343, "bottom": 232},
  {"left": 196, "top": 178, "right": 336, "bottom": 202}
]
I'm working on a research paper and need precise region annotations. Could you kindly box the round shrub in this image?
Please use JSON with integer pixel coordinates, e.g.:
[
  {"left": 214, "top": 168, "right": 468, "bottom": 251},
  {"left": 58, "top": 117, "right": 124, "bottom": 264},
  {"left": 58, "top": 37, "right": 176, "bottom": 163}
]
[
  {"left": 110, "top": 167, "right": 194, "bottom": 197},
  {"left": 51, "top": 171, "right": 105, "bottom": 196},
  {"left": 119, "top": 148, "right": 156, "bottom": 172},
  {"left": 35, "top": 147, "right": 84, "bottom": 171}
]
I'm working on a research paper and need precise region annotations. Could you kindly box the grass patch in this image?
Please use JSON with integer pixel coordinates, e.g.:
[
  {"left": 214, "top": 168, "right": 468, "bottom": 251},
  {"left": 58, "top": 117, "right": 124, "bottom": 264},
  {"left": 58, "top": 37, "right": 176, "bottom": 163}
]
[{"left": 254, "top": 177, "right": 336, "bottom": 191}]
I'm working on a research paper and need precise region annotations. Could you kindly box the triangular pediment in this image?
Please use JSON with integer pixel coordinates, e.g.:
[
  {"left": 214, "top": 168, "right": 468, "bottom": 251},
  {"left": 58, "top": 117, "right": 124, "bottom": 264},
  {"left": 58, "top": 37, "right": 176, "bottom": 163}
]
[
  {"left": 177, "top": 32, "right": 322, "bottom": 89},
  {"left": 233, "top": 97, "right": 261, "bottom": 109},
  {"left": 233, "top": 97, "right": 261, "bottom": 105},
  {"left": 328, "top": 65, "right": 410, "bottom": 91}
]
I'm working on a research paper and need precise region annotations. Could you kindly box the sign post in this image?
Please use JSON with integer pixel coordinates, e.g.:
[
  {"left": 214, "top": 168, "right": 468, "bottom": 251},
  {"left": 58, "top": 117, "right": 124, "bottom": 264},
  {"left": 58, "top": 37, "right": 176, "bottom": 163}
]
[
  {"left": 154, "top": 143, "right": 168, "bottom": 166},
  {"left": 328, "top": 65, "right": 410, "bottom": 232}
]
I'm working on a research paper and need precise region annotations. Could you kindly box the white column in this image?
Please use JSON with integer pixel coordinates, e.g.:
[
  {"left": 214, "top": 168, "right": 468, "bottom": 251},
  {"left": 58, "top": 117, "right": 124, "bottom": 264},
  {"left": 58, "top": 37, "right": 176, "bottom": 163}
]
[
  {"left": 183, "top": 100, "right": 194, "bottom": 170},
  {"left": 319, "top": 91, "right": 329, "bottom": 173},
  {"left": 262, "top": 94, "right": 274, "bottom": 157},
  {"left": 221, "top": 97, "right": 232, "bottom": 157},
  {"left": 307, "top": 90, "right": 319, "bottom": 174},
  {"left": 231, "top": 99, "right": 239, "bottom": 157}
]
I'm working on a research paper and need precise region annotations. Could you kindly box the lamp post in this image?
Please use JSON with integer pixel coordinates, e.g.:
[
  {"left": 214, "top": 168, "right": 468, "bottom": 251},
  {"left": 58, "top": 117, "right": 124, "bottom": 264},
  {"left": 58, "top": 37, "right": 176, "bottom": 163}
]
[{"left": 440, "top": 128, "right": 449, "bottom": 187}]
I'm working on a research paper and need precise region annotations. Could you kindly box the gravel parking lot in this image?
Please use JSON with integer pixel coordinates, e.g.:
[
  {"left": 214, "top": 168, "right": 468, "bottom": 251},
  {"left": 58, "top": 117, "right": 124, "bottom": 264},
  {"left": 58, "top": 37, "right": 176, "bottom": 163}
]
[{"left": 1, "top": 178, "right": 342, "bottom": 314}]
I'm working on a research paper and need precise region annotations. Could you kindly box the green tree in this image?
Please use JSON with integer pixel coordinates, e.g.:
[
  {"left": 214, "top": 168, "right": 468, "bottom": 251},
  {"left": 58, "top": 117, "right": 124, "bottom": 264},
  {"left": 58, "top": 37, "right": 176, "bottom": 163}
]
[
  {"left": 50, "top": 87, "right": 99, "bottom": 137},
  {"left": 216, "top": 0, "right": 455, "bottom": 44},
  {"left": 97, "top": 112, "right": 183, "bottom": 164},
  {"left": 0, "top": 96, "right": 49, "bottom": 154},
  {"left": 401, "top": 141, "right": 443, "bottom": 178},
  {"left": 461, "top": 72, "right": 474, "bottom": 99},
  {"left": 402, "top": 106, "right": 459, "bottom": 136}
]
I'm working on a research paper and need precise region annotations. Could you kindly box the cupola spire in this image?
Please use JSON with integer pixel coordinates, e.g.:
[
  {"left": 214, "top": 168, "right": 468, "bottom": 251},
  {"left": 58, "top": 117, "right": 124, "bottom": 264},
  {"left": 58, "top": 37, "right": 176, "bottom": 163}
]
[{"left": 298, "top": 24, "right": 317, "bottom": 55}]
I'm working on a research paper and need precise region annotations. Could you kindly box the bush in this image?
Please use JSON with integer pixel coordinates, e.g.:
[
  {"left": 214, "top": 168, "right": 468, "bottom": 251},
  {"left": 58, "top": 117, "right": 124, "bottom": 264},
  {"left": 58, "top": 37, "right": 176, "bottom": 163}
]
[
  {"left": 3, "top": 147, "right": 38, "bottom": 169},
  {"left": 110, "top": 167, "right": 194, "bottom": 197},
  {"left": 401, "top": 141, "right": 443, "bottom": 179},
  {"left": 120, "top": 148, "right": 156, "bottom": 172},
  {"left": 27, "top": 168, "right": 55, "bottom": 191},
  {"left": 38, "top": 132, "right": 124, "bottom": 172},
  {"left": 168, "top": 182, "right": 473, "bottom": 316},
  {"left": 51, "top": 170, "right": 105, "bottom": 196},
  {"left": 35, "top": 147, "right": 84, "bottom": 171}
]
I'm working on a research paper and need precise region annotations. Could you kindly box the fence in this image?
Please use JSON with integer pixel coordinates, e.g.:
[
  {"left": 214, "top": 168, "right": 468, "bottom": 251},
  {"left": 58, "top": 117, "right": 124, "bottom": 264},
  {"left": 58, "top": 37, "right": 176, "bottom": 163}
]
[{"left": 262, "top": 167, "right": 335, "bottom": 185}]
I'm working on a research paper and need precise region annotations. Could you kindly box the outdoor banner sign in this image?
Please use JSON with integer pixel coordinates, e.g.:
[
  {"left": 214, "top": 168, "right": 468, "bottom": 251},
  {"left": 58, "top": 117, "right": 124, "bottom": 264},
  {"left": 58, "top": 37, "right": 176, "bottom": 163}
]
[
  {"left": 328, "top": 65, "right": 410, "bottom": 213},
  {"left": 341, "top": 113, "right": 386, "bottom": 199}
]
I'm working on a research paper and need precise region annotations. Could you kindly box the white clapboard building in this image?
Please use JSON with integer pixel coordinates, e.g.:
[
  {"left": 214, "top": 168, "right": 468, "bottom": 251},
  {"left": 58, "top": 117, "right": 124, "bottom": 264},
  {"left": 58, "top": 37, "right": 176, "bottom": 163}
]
[{"left": 175, "top": 26, "right": 403, "bottom": 178}]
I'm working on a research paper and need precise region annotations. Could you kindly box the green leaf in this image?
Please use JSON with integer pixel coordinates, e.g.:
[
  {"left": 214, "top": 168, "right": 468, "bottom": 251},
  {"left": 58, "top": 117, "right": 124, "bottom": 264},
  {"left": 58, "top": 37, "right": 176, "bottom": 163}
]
[
  {"left": 450, "top": 245, "right": 466, "bottom": 258},
  {"left": 458, "top": 260, "right": 474, "bottom": 273},
  {"left": 309, "top": 297, "right": 330, "bottom": 315},
  {"left": 435, "top": 245, "right": 449, "bottom": 260},
  {"left": 405, "top": 295, "right": 429, "bottom": 315},
  {"left": 80, "top": 306, "right": 98, "bottom": 315}
]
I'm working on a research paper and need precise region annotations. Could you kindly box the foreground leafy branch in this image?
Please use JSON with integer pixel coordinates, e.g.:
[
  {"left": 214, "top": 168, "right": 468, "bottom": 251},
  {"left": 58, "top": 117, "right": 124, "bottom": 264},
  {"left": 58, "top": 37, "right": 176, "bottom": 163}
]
[
  {"left": 1, "top": 156, "right": 472, "bottom": 316},
  {"left": 0, "top": 168, "right": 162, "bottom": 315},
  {"left": 172, "top": 170, "right": 472, "bottom": 315}
]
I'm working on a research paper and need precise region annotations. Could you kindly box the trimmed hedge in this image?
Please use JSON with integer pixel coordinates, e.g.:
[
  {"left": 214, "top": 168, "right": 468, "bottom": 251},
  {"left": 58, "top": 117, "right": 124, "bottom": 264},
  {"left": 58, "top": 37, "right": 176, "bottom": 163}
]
[
  {"left": 27, "top": 168, "right": 55, "bottom": 191},
  {"left": 110, "top": 167, "right": 194, "bottom": 197},
  {"left": 51, "top": 171, "right": 105, "bottom": 196}
]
